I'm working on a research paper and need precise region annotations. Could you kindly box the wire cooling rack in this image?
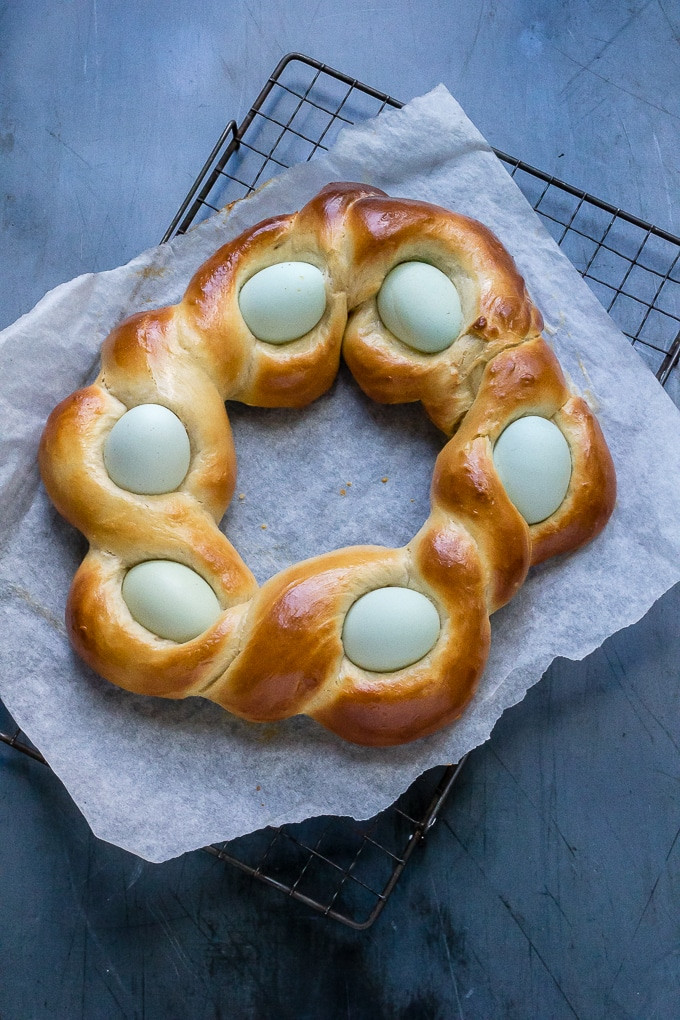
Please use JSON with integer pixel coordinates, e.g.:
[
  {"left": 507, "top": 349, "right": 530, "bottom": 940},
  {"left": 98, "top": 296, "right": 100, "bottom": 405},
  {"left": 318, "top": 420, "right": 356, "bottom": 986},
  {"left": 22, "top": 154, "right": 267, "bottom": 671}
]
[{"left": 2, "top": 53, "right": 680, "bottom": 930}]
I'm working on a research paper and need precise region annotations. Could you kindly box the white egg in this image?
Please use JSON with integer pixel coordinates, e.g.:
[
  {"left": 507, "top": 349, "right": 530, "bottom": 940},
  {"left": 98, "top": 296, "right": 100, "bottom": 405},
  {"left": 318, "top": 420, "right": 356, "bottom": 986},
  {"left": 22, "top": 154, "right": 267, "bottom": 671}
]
[
  {"left": 377, "top": 261, "right": 462, "bottom": 354},
  {"left": 342, "top": 586, "right": 441, "bottom": 673},
  {"left": 122, "top": 560, "right": 222, "bottom": 643},
  {"left": 493, "top": 415, "right": 572, "bottom": 524},
  {"left": 238, "top": 261, "right": 327, "bottom": 343},
  {"left": 104, "top": 404, "right": 191, "bottom": 495}
]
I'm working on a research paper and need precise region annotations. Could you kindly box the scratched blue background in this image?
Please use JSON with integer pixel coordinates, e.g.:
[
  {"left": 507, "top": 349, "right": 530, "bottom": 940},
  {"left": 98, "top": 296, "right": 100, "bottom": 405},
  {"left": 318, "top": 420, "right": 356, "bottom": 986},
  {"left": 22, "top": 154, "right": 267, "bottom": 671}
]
[{"left": 2, "top": 2, "right": 680, "bottom": 1017}]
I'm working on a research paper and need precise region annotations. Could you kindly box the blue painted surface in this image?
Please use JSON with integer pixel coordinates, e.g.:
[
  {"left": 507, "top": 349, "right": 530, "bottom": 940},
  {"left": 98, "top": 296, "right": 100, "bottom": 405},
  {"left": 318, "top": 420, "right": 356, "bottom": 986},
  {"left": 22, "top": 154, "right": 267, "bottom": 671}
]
[{"left": 2, "top": 3, "right": 679, "bottom": 1017}]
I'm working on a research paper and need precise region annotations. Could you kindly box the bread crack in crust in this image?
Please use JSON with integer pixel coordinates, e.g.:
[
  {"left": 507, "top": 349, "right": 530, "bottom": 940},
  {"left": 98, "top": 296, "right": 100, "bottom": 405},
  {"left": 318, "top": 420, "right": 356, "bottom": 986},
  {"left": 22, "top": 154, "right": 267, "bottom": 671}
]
[{"left": 39, "top": 183, "right": 616, "bottom": 746}]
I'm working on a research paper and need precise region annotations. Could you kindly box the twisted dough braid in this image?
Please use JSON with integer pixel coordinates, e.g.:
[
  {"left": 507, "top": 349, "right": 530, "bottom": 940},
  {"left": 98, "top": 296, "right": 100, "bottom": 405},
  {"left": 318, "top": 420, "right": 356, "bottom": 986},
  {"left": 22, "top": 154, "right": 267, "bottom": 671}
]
[{"left": 39, "top": 183, "right": 616, "bottom": 746}]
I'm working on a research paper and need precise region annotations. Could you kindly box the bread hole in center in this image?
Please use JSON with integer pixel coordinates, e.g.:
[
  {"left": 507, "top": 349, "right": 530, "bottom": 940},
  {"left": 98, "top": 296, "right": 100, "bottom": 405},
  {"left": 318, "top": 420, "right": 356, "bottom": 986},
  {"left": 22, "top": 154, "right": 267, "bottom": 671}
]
[{"left": 221, "top": 362, "right": 445, "bottom": 585}]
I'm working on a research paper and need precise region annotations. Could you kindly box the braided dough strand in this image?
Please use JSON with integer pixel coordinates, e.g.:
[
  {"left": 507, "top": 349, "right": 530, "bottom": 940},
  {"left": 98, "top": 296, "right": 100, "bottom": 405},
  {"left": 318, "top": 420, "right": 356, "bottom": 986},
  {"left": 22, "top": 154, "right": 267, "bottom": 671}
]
[{"left": 39, "top": 183, "right": 616, "bottom": 746}]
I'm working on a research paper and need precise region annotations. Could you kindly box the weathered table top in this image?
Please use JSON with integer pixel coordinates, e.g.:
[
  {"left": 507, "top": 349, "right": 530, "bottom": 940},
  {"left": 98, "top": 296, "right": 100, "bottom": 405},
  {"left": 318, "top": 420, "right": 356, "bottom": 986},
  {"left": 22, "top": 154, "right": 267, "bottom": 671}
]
[{"left": 2, "top": 3, "right": 679, "bottom": 1017}]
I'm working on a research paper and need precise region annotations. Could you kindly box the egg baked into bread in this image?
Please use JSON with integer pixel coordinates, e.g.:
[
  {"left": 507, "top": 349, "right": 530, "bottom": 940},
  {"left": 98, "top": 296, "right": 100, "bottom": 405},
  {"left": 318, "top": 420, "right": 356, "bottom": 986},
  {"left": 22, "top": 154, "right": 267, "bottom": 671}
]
[{"left": 39, "top": 182, "right": 617, "bottom": 747}]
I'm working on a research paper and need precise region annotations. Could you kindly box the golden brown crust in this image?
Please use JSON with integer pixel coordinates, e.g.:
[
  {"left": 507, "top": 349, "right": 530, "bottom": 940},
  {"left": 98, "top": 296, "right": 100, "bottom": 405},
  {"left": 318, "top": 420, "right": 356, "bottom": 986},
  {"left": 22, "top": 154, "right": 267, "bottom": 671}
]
[
  {"left": 67, "top": 553, "right": 249, "bottom": 698},
  {"left": 430, "top": 437, "right": 532, "bottom": 613},
  {"left": 530, "top": 396, "right": 617, "bottom": 564},
  {"left": 342, "top": 198, "right": 544, "bottom": 434},
  {"left": 212, "top": 546, "right": 405, "bottom": 721},
  {"left": 39, "top": 182, "right": 616, "bottom": 746}
]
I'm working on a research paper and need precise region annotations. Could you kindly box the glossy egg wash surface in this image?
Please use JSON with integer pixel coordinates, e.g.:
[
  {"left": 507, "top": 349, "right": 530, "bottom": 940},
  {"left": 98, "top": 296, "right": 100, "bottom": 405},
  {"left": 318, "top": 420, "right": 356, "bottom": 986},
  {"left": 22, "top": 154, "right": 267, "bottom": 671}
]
[{"left": 37, "top": 181, "right": 617, "bottom": 749}]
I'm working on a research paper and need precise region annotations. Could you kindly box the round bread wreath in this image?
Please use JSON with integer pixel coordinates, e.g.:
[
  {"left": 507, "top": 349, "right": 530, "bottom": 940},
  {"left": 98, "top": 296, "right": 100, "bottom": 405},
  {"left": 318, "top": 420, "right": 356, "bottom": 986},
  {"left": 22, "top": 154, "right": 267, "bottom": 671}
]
[{"left": 39, "top": 183, "right": 616, "bottom": 746}]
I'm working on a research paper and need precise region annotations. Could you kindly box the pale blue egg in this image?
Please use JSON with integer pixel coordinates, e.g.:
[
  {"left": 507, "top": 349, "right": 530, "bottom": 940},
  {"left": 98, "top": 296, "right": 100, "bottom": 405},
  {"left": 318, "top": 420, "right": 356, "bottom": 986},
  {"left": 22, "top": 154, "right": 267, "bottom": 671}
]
[
  {"left": 342, "top": 586, "right": 441, "bottom": 672},
  {"left": 238, "top": 261, "right": 326, "bottom": 343},
  {"left": 104, "top": 404, "right": 191, "bottom": 495},
  {"left": 122, "top": 560, "right": 221, "bottom": 643},
  {"left": 377, "top": 261, "right": 462, "bottom": 354},
  {"left": 493, "top": 415, "right": 572, "bottom": 524}
]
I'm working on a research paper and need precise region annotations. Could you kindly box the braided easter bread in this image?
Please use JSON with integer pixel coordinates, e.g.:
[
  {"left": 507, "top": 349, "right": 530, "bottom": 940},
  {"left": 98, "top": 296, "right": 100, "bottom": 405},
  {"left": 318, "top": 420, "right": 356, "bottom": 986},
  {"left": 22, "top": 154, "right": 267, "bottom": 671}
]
[{"left": 39, "top": 182, "right": 616, "bottom": 746}]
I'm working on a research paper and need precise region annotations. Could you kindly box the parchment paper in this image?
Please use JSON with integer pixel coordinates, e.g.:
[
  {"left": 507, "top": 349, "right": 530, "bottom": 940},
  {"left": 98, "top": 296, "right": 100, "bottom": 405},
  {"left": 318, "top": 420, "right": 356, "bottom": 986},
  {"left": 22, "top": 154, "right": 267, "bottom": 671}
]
[{"left": 1, "top": 87, "right": 679, "bottom": 863}]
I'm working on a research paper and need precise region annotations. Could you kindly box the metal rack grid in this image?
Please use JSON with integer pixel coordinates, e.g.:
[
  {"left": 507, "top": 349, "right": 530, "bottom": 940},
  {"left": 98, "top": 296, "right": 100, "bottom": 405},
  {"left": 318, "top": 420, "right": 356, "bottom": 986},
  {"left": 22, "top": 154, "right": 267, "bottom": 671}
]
[
  {"left": 3, "top": 52, "right": 680, "bottom": 931},
  {"left": 0, "top": 701, "right": 464, "bottom": 930},
  {"left": 164, "top": 52, "right": 680, "bottom": 388}
]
